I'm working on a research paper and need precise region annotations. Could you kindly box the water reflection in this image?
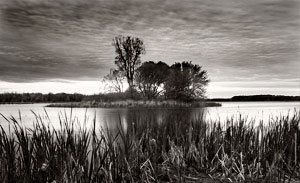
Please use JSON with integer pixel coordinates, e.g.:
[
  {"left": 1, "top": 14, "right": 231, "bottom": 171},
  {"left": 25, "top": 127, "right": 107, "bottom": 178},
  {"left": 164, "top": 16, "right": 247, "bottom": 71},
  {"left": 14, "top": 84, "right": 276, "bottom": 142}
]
[
  {"left": 97, "top": 108, "right": 205, "bottom": 135},
  {"left": 0, "top": 102, "right": 299, "bottom": 132}
]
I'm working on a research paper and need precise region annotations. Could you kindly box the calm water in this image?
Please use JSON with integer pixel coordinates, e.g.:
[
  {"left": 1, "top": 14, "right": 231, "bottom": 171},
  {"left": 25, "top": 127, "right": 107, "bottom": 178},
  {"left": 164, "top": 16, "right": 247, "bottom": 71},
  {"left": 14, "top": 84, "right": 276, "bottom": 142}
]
[{"left": 0, "top": 102, "right": 299, "bottom": 131}]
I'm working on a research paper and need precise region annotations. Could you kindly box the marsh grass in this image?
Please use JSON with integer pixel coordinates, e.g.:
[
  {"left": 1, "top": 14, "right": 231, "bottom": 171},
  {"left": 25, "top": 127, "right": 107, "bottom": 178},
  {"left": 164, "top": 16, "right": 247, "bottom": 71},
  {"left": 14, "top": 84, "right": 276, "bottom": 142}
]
[{"left": 0, "top": 110, "right": 299, "bottom": 182}]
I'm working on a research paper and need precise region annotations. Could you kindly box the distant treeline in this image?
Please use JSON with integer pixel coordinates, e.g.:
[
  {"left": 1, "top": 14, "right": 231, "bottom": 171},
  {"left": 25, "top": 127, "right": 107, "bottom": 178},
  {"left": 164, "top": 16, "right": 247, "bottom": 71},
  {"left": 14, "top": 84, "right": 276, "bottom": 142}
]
[
  {"left": 1, "top": 93, "right": 299, "bottom": 103},
  {"left": 210, "top": 95, "right": 300, "bottom": 102},
  {"left": 0, "top": 93, "right": 84, "bottom": 103},
  {"left": 0, "top": 92, "right": 141, "bottom": 103}
]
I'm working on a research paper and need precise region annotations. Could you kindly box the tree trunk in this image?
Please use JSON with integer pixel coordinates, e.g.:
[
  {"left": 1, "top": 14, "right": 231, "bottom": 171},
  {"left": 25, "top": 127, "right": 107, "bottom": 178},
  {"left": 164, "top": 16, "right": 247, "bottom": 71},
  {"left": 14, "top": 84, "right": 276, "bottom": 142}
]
[{"left": 128, "top": 79, "right": 134, "bottom": 98}]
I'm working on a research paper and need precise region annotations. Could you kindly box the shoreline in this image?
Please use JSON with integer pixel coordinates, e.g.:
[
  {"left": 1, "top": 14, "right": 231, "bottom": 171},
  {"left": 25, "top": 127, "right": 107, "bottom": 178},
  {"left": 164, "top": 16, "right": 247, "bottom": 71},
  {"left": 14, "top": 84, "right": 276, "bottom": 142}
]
[{"left": 46, "top": 100, "right": 222, "bottom": 108}]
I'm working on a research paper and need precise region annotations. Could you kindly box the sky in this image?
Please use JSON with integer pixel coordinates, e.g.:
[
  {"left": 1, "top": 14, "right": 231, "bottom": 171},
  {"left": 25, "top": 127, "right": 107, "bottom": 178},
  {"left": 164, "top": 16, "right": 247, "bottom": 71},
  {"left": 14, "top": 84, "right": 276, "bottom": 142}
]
[{"left": 0, "top": 0, "right": 299, "bottom": 98}]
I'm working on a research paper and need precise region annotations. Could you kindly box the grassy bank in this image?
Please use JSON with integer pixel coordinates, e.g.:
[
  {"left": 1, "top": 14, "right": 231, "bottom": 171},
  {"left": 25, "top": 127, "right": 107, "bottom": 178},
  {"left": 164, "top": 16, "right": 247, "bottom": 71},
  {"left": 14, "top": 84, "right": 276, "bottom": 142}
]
[
  {"left": 46, "top": 100, "right": 221, "bottom": 108},
  {"left": 0, "top": 112, "right": 299, "bottom": 182}
]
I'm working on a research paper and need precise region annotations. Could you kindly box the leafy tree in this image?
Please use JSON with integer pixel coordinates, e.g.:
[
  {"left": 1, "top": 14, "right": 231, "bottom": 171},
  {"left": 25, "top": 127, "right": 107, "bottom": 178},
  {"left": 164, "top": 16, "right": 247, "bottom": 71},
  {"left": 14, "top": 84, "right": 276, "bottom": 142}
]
[
  {"left": 164, "top": 61, "right": 209, "bottom": 101},
  {"left": 102, "top": 69, "right": 126, "bottom": 93},
  {"left": 135, "top": 61, "right": 169, "bottom": 99},
  {"left": 113, "top": 35, "right": 145, "bottom": 95}
]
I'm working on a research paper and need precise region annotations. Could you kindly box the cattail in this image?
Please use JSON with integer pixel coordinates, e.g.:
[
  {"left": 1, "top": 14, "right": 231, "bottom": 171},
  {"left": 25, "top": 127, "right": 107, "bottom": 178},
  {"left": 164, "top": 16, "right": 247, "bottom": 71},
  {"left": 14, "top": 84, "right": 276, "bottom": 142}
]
[
  {"left": 295, "top": 133, "right": 297, "bottom": 165},
  {"left": 41, "top": 163, "right": 48, "bottom": 171},
  {"left": 149, "top": 138, "right": 157, "bottom": 151}
]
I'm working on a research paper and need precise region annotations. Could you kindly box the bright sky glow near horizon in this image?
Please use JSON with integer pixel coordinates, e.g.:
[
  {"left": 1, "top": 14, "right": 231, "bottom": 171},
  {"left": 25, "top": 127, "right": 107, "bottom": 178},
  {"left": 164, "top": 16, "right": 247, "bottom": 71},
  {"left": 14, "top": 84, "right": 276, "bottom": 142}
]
[{"left": 0, "top": 0, "right": 299, "bottom": 98}]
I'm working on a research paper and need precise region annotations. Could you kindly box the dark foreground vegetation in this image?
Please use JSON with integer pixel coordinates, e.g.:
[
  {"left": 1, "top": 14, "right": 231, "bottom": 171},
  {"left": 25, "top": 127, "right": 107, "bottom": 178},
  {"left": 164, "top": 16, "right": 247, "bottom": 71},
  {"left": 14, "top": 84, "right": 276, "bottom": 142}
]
[{"left": 0, "top": 111, "right": 299, "bottom": 182}]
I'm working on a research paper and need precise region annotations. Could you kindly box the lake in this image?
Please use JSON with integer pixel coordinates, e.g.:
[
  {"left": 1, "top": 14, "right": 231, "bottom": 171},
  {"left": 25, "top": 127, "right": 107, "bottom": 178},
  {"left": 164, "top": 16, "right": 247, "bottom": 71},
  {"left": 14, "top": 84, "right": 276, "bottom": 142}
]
[{"left": 0, "top": 102, "right": 299, "bottom": 131}]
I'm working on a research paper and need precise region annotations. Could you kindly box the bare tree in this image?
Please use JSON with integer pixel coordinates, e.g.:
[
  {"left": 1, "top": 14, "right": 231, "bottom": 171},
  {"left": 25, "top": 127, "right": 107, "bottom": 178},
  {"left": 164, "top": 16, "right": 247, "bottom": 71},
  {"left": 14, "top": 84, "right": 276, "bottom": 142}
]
[
  {"left": 102, "top": 69, "right": 126, "bottom": 93},
  {"left": 113, "top": 35, "right": 145, "bottom": 95}
]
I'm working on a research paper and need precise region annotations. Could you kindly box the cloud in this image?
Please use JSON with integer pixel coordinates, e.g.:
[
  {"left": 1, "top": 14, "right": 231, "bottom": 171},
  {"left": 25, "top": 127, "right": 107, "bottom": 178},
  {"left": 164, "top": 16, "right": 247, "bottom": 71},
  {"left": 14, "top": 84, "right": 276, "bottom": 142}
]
[
  {"left": 0, "top": 0, "right": 299, "bottom": 83},
  {"left": 0, "top": 80, "right": 101, "bottom": 94}
]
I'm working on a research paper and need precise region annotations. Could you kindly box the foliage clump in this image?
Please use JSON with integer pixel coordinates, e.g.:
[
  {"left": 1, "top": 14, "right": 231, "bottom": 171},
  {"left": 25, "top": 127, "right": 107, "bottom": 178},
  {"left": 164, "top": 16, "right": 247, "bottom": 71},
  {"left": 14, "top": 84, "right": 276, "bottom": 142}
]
[{"left": 106, "top": 35, "right": 209, "bottom": 101}]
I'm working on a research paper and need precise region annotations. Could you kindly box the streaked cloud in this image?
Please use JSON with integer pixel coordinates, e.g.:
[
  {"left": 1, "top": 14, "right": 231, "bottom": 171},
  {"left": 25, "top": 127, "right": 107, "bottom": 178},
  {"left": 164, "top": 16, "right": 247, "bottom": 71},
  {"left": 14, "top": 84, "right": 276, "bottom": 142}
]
[
  {"left": 0, "top": 80, "right": 102, "bottom": 94},
  {"left": 0, "top": 0, "right": 299, "bottom": 97}
]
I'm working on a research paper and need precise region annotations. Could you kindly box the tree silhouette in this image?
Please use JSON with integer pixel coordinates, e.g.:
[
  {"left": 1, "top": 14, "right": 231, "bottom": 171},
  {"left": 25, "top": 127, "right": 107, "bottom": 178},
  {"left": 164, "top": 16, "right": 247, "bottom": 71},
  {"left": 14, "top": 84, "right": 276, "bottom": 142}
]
[
  {"left": 113, "top": 35, "right": 145, "bottom": 96},
  {"left": 135, "top": 61, "right": 169, "bottom": 99},
  {"left": 164, "top": 61, "right": 209, "bottom": 101}
]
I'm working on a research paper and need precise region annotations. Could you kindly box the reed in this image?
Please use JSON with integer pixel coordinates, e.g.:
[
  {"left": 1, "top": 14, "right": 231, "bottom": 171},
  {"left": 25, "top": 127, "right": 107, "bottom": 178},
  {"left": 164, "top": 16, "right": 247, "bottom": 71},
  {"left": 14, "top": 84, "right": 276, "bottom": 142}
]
[{"left": 0, "top": 111, "right": 299, "bottom": 182}]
